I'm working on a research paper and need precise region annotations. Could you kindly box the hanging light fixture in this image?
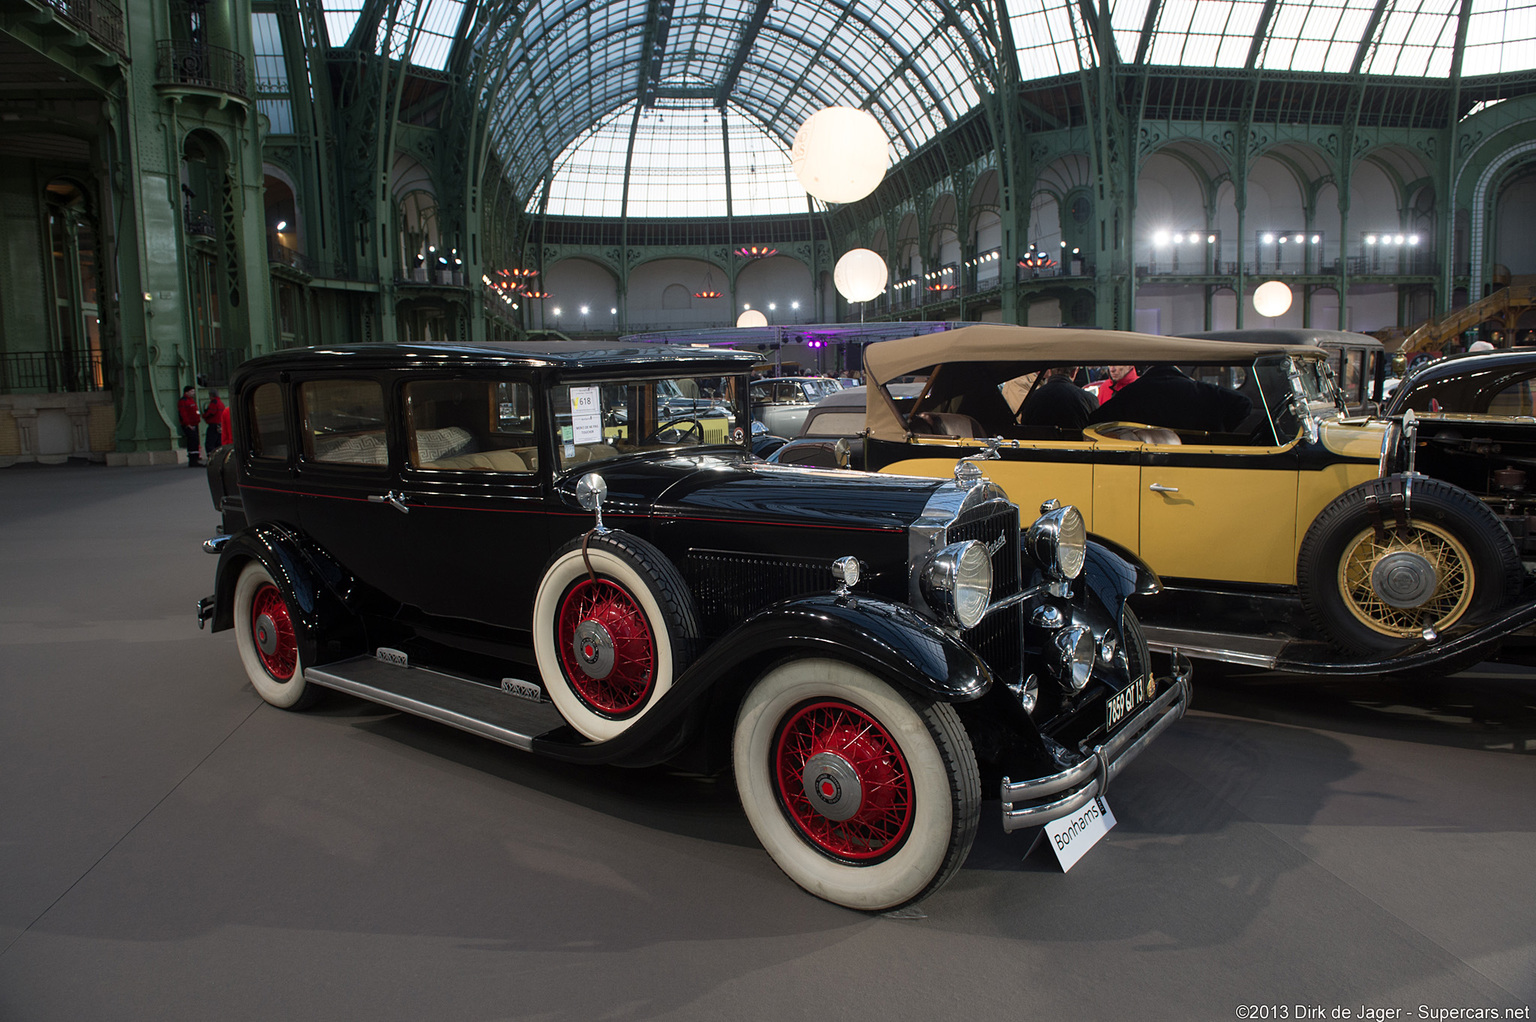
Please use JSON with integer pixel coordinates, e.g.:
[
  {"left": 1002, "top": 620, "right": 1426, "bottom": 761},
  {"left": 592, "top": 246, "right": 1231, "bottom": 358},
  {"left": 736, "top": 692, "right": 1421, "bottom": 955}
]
[
  {"left": 833, "top": 249, "right": 887, "bottom": 303},
  {"left": 792, "top": 107, "right": 889, "bottom": 204},
  {"left": 521, "top": 289, "right": 552, "bottom": 300},
  {"left": 1017, "top": 249, "right": 1057, "bottom": 270},
  {"left": 507, "top": 268, "right": 539, "bottom": 280},
  {"left": 693, "top": 270, "right": 724, "bottom": 300},
  {"left": 734, "top": 245, "right": 778, "bottom": 259}
]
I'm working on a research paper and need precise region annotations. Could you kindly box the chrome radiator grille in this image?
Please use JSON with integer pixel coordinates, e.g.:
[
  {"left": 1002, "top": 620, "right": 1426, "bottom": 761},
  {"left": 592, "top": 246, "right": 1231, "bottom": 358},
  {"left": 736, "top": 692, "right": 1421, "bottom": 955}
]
[
  {"left": 947, "top": 503, "right": 1021, "bottom": 599},
  {"left": 949, "top": 501, "right": 1022, "bottom": 680}
]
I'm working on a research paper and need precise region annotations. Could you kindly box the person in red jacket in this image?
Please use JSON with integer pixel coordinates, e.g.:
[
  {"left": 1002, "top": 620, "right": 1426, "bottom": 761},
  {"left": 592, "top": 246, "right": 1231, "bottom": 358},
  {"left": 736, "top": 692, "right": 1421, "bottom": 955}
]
[
  {"left": 178, "top": 385, "right": 202, "bottom": 466},
  {"left": 203, "top": 390, "right": 230, "bottom": 451}
]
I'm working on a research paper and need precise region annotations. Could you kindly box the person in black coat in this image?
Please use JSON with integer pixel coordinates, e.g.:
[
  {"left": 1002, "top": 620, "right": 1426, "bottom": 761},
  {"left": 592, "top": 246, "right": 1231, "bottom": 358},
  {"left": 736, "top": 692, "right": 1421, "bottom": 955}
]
[
  {"left": 1018, "top": 367, "right": 1099, "bottom": 431},
  {"left": 1089, "top": 364, "right": 1251, "bottom": 433}
]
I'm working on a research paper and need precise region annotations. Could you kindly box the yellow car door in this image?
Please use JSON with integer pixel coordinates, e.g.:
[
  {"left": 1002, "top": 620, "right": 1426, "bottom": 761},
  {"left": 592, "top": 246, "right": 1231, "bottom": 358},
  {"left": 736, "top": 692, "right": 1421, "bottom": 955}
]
[
  {"left": 881, "top": 434, "right": 1144, "bottom": 554},
  {"left": 1137, "top": 438, "right": 1301, "bottom": 585}
]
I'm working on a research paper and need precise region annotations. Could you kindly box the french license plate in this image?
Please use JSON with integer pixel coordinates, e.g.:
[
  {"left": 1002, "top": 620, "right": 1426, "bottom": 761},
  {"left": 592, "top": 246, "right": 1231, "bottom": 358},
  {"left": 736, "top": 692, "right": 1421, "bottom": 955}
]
[{"left": 1105, "top": 675, "right": 1153, "bottom": 732}]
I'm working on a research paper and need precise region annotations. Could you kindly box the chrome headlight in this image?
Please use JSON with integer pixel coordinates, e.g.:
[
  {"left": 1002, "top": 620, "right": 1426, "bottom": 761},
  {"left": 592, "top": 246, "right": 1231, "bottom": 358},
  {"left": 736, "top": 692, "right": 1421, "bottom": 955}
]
[
  {"left": 1025, "top": 504, "right": 1086, "bottom": 581},
  {"left": 920, "top": 540, "right": 993, "bottom": 630}
]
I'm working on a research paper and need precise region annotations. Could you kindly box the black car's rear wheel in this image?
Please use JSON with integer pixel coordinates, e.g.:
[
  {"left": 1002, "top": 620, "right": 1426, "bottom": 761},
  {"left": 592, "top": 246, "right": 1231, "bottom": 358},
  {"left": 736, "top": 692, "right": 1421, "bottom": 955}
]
[
  {"left": 733, "top": 659, "right": 979, "bottom": 912},
  {"left": 232, "top": 561, "right": 320, "bottom": 710},
  {"left": 534, "top": 531, "right": 698, "bottom": 741},
  {"left": 1298, "top": 477, "right": 1523, "bottom": 654}
]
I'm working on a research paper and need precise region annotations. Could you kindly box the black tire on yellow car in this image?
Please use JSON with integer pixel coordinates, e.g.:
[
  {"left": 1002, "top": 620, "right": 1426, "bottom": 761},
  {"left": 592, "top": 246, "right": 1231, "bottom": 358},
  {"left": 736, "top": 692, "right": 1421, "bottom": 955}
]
[{"left": 1297, "top": 476, "right": 1523, "bottom": 655}]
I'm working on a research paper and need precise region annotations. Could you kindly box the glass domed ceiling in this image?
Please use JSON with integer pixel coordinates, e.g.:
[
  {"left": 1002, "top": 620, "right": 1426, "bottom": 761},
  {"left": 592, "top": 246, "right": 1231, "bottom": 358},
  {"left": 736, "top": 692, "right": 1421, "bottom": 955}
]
[{"left": 318, "top": 0, "right": 1536, "bottom": 217}]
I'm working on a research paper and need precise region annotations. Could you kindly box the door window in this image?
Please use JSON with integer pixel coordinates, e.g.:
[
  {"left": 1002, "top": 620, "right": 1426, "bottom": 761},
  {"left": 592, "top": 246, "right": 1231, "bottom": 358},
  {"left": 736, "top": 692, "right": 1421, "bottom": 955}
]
[
  {"left": 300, "top": 379, "right": 387, "bottom": 465},
  {"left": 406, "top": 378, "right": 539, "bottom": 473}
]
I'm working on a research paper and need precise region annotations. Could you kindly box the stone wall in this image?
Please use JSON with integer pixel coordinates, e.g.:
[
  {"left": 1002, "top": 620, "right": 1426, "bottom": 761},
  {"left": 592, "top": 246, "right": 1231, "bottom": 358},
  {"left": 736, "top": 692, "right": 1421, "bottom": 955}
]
[{"left": 0, "top": 392, "right": 125, "bottom": 467}]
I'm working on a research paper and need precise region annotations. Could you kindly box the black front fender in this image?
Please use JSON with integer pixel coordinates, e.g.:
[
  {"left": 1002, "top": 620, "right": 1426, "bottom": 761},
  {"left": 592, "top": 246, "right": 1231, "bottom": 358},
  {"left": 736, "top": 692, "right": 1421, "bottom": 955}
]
[
  {"left": 1081, "top": 537, "right": 1163, "bottom": 611},
  {"left": 691, "top": 593, "right": 992, "bottom": 703}
]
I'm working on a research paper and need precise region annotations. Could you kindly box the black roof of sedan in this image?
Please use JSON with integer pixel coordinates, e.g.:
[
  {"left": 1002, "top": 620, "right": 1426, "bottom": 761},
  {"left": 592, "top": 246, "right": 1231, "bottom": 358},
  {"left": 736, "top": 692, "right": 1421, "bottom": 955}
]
[
  {"left": 236, "top": 341, "right": 759, "bottom": 376},
  {"left": 1386, "top": 346, "right": 1536, "bottom": 415}
]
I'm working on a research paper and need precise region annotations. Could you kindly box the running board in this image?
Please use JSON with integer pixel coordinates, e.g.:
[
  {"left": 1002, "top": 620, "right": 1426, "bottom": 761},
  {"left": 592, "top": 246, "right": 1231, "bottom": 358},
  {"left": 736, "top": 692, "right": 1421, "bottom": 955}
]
[
  {"left": 304, "top": 655, "right": 567, "bottom": 751},
  {"left": 1143, "top": 626, "right": 1287, "bottom": 669}
]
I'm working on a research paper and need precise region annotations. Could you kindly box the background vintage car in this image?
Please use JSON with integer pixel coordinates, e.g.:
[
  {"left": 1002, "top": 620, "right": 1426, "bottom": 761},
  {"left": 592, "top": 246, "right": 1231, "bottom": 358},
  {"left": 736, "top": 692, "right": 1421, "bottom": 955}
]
[
  {"left": 767, "top": 382, "right": 926, "bottom": 468},
  {"left": 846, "top": 325, "right": 1536, "bottom": 673},
  {"left": 748, "top": 375, "right": 842, "bottom": 436},
  {"left": 200, "top": 340, "right": 1189, "bottom": 911}
]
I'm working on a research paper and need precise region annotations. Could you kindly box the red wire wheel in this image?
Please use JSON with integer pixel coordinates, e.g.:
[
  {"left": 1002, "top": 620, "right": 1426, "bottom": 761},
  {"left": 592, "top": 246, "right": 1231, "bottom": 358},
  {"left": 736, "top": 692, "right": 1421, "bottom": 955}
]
[
  {"left": 556, "top": 578, "right": 657, "bottom": 716},
  {"left": 773, "top": 700, "right": 915, "bottom": 862},
  {"left": 250, "top": 583, "right": 297, "bottom": 682}
]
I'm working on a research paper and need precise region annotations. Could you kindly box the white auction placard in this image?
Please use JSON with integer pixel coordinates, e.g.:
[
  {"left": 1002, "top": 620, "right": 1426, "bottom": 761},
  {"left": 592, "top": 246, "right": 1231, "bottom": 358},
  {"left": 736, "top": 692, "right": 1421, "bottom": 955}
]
[
  {"left": 570, "top": 386, "right": 602, "bottom": 444},
  {"left": 1042, "top": 796, "right": 1116, "bottom": 872}
]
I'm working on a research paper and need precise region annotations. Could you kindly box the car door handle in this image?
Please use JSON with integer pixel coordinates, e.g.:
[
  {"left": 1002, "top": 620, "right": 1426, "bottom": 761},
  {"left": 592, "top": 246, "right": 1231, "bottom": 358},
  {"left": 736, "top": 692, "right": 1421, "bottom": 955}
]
[
  {"left": 1148, "top": 483, "right": 1179, "bottom": 494},
  {"left": 368, "top": 491, "right": 410, "bottom": 514}
]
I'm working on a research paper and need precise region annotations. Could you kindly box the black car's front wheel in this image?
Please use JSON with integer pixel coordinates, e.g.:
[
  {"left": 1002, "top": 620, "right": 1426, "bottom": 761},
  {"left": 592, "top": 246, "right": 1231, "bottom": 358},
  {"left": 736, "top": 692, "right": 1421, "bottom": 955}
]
[
  {"left": 534, "top": 531, "right": 699, "bottom": 741},
  {"left": 733, "top": 659, "right": 979, "bottom": 912},
  {"left": 1297, "top": 476, "right": 1523, "bottom": 654}
]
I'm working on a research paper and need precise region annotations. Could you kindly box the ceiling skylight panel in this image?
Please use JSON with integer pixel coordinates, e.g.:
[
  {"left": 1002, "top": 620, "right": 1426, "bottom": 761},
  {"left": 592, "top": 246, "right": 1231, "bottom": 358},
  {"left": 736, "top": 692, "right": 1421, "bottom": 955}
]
[
  {"left": 1364, "top": 4, "right": 1455, "bottom": 77},
  {"left": 1008, "top": 0, "right": 1087, "bottom": 80},
  {"left": 321, "top": 0, "right": 365, "bottom": 48},
  {"left": 410, "top": 32, "right": 452, "bottom": 69},
  {"left": 1110, "top": 0, "right": 1151, "bottom": 62},
  {"left": 1322, "top": 5, "right": 1375, "bottom": 71},
  {"left": 408, "top": 0, "right": 464, "bottom": 73},
  {"left": 1143, "top": 0, "right": 1194, "bottom": 64},
  {"left": 1210, "top": 0, "right": 1266, "bottom": 67},
  {"left": 725, "top": 110, "right": 807, "bottom": 216},
  {"left": 869, "top": 0, "right": 941, "bottom": 41},
  {"left": 1463, "top": 1, "right": 1536, "bottom": 74}
]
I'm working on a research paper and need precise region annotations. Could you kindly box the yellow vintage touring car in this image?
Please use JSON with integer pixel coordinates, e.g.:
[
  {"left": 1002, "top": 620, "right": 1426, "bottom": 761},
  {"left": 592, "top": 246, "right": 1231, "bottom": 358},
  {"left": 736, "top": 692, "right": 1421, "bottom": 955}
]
[{"left": 828, "top": 325, "right": 1535, "bottom": 673}]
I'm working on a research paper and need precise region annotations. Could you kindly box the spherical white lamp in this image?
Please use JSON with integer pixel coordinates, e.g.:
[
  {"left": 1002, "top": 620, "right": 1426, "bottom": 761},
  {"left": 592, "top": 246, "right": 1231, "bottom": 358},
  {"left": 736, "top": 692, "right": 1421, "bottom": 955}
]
[
  {"left": 791, "top": 106, "right": 889, "bottom": 204},
  {"left": 833, "top": 248, "right": 888, "bottom": 303},
  {"left": 736, "top": 309, "right": 768, "bottom": 328},
  {"left": 1253, "top": 280, "right": 1293, "bottom": 319}
]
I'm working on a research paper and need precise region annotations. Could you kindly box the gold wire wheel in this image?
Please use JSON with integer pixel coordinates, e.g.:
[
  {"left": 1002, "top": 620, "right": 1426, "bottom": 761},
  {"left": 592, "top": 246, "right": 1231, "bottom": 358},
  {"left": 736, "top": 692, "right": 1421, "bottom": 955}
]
[{"left": 1335, "top": 521, "right": 1475, "bottom": 638}]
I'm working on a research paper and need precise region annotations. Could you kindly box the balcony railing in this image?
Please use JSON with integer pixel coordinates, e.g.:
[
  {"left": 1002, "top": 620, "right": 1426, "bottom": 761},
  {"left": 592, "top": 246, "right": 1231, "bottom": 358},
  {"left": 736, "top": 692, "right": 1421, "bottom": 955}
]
[
  {"left": 268, "top": 237, "right": 308, "bottom": 272},
  {"left": 157, "top": 42, "right": 249, "bottom": 99},
  {"left": 185, "top": 208, "right": 216, "bottom": 239},
  {"left": 0, "top": 350, "right": 112, "bottom": 394},
  {"left": 44, "top": 0, "right": 125, "bottom": 56}
]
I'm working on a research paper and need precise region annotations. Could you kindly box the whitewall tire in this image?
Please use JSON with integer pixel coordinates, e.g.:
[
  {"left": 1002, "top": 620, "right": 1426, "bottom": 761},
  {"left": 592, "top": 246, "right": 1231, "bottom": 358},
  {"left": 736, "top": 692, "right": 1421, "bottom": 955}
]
[
  {"left": 733, "top": 659, "right": 980, "bottom": 911},
  {"left": 232, "top": 561, "right": 318, "bottom": 710},
  {"left": 533, "top": 532, "right": 698, "bottom": 742}
]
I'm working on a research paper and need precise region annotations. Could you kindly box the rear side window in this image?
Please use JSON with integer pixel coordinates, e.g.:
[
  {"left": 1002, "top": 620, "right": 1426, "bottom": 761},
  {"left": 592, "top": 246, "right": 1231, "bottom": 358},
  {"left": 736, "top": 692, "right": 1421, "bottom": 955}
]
[
  {"left": 300, "top": 379, "right": 387, "bottom": 465},
  {"left": 406, "top": 378, "right": 539, "bottom": 473},
  {"left": 249, "top": 382, "right": 288, "bottom": 459}
]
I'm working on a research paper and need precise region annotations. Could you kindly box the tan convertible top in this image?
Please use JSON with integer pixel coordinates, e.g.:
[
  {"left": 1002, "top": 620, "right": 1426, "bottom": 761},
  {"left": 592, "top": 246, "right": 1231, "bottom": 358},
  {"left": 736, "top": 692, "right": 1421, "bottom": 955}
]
[{"left": 862, "top": 324, "right": 1327, "bottom": 440}]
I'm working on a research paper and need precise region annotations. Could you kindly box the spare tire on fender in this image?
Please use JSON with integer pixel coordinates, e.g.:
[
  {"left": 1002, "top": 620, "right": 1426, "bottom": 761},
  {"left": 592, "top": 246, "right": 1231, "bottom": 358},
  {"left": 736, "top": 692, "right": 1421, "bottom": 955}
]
[
  {"left": 1296, "top": 475, "right": 1523, "bottom": 655},
  {"left": 533, "top": 530, "right": 700, "bottom": 741}
]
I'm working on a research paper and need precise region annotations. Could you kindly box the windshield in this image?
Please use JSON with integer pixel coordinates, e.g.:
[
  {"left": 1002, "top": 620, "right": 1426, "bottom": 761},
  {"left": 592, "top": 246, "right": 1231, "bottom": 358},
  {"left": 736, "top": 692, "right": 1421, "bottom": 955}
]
[{"left": 549, "top": 372, "right": 749, "bottom": 474}]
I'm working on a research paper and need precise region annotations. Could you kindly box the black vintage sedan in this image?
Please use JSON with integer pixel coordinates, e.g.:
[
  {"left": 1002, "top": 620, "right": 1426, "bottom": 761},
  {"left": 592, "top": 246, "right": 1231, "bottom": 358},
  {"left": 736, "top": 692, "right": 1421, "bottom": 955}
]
[{"left": 197, "top": 341, "right": 1189, "bottom": 911}]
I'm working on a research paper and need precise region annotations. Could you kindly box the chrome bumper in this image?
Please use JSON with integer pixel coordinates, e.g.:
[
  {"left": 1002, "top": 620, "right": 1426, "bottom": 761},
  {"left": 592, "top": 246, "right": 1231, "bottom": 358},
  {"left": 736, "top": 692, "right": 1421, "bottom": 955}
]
[{"left": 1000, "top": 673, "right": 1191, "bottom": 832}]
